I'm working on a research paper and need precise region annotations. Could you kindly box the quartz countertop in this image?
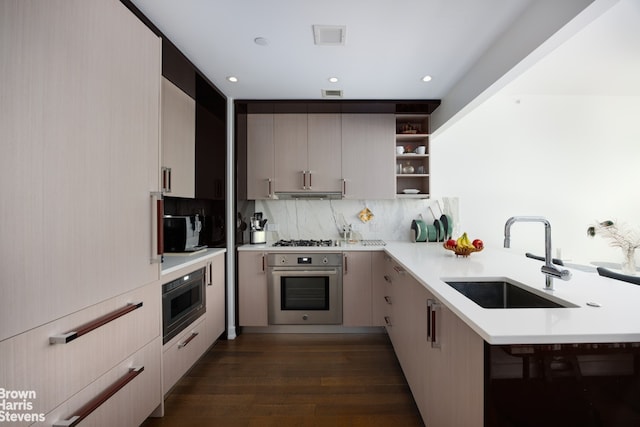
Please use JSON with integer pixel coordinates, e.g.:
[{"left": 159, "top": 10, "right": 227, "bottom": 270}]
[
  {"left": 238, "top": 241, "right": 640, "bottom": 344},
  {"left": 161, "top": 247, "right": 226, "bottom": 275},
  {"left": 384, "top": 242, "right": 640, "bottom": 345}
]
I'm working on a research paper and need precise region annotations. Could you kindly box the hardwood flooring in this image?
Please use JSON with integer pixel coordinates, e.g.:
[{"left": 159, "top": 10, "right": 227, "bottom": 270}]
[{"left": 141, "top": 333, "right": 424, "bottom": 427}]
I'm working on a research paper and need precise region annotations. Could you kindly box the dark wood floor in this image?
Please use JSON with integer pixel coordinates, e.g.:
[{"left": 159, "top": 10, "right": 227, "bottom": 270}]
[{"left": 142, "top": 333, "right": 424, "bottom": 427}]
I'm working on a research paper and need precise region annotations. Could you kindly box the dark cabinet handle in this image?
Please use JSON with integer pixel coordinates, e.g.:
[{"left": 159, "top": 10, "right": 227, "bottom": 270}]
[
  {"left": 50, "top": 302, "right": 143, "bottom": 344},
  {"left": 178, "top": 331, "right": 199, "bottom": 349},
  {"left": 53, "top": 366, "right": 144, "bottom": 427}
]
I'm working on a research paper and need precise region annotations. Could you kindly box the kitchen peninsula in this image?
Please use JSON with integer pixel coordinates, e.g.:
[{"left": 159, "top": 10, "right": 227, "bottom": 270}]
[{"left": 239, "top": 241, "right": 640, "bottom": 426}]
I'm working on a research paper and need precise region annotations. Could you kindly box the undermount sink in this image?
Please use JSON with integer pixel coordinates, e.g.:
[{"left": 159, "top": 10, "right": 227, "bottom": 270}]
[{"left": 444, "top": 279, "right": 575, "bottom": 309}]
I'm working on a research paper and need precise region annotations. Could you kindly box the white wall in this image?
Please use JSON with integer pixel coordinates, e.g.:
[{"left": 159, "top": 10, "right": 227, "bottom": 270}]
[{"left": 431, "top": 94, "right": 640, "bottom": 266}]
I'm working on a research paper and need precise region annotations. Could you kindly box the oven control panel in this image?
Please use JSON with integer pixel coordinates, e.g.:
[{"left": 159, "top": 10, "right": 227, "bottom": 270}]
[{"left": 267, "top": 253, "right": 342, "bottom": 267}]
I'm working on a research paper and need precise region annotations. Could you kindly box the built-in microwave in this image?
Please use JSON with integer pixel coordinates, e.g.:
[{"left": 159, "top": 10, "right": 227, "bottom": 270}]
[{"left": 162, "top": 267, "right": 206, "bottom": 344}]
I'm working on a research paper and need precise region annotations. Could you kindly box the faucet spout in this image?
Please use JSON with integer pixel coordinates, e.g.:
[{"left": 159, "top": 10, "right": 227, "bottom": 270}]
[{"left": 503, "top": 216, "right": 572, "bottom": 290}]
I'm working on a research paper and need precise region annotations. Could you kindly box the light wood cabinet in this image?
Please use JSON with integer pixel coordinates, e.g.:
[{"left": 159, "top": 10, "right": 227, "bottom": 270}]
[
  {"left": 307, "top": 114, "right": 343, "bottom": 192},
  {"left": 341, "top": 114, "right": 395, "bottom": 199},
  {"left": 39, "top": 337, "right": 162, "bottom": 427},
  {"left": 204, "top": 254, "right": 226, "bottom": 344},
  {"left": 238, "top": 251, "right": 269, "bottom": 326},
  {"left": 161, "top": 76, "right": 195, "bottom": 198},
  {"left": 247, "top": 114, "right": 275, "bottom": 199},
  {"left": 395, "top": 114, "right": 430, "bottom": 198},
  {"left": 0, "top": 0, "right": 161, "bottom": 342},
  {"left": 381, "top": 256, "right": 484, "bottom": 427},
  {"left": 342, "top": 251, "right": 373, "bottom": 326},
  {"left": 0, "top": 280, "right": 161, "bottom": 422},
  {"left": 163, "top": 316, "right": 208, "bottom": 395}
]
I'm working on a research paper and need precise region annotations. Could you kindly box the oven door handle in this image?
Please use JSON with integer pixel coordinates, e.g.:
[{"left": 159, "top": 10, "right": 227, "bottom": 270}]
[{"left": 270, "top": 268, "right": 339, "bottom": 275}]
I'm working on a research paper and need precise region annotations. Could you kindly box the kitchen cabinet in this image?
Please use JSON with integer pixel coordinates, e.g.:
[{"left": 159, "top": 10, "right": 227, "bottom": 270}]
[
  {"left": 381, "top": 257, "right": 484, "bottom": 427},
  {"left": 0, "top": 280, "right": 162, "bottom": 424},
  {"left": 341, "top": 114, "right": 396, "bottom": 199},
  {"left": 238, "top": 251, "right": 269, "bottom": 326},
  {"left": 274, "top": 114, "right": 342, "bottom": 193},
  {"left": 371, "top": 252, "right": 388, "bottom": 327},
  {"left": 204, "top": 253, "right": 226, "bottom": 344},
  {"left": 247, "top": 114, "right": 275, "bottom": 199},
  {"left": 0, "top": 0, "right": 160, "bottom": 341},
  {"left": 342, "top": 251, "right": 373, "bottom": 326},
  {"left": 161, "top": 76, "right": 196, "bottom": 197},
  {"left": 163, "top": 315, "right": 208, "bottom": 395},
  {"left": 395, "top": 114, "right": 430, "bottom": 198}
]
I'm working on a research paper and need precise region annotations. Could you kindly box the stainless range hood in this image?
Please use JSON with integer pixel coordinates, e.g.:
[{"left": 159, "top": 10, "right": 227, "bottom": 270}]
[{"left": 274, "top": 192, "right": 342, "bottom": 200}]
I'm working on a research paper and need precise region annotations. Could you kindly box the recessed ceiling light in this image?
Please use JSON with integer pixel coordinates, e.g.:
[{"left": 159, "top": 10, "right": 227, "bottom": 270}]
[
  {"left": 328, "top": 77, "right": 339, "bottom": 83},
  {"left": 422, "top": 75, "right": 433, "bottom": 82},
  {"left": 227, "top": 76, "right": 238, "bottom": 83},
  {"left": 254, "top": 37, "right": 268, "bottom": 46}
]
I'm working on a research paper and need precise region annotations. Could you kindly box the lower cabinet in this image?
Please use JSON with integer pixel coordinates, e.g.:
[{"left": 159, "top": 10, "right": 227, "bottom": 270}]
[
  {"left": 342, "top": 251, "right": 373, "bottom": 326},
  {"left": 0, "top": 281, "right": 162, "bottom": 426},
  {"left": 39, "top": 337, "right": 162, "bottom": 427},
  {"left": 382, "top": 257, "right": 485, "bottom": 427},
  {"left": 238, "top": 251, "right": 268, "bottom": 327},
  {"left": 161, "top": 252, "right": 227, "bottom": 395},
  {"left": 163, "top": 316, "right": 208, "bottom": 395}
]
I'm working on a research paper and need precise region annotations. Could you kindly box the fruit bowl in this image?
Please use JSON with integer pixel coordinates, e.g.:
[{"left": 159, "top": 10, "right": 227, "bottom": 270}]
[{"left": 443, "top": 244, "right": 483, "bottom": 257}]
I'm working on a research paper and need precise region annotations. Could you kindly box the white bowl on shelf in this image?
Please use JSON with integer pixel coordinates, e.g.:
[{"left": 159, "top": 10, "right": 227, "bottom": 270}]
[{"left": 402, "top": 189, "right": 420, "bottom": 194}]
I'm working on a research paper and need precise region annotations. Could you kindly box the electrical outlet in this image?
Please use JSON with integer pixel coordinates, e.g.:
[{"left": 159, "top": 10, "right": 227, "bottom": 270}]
[{"left": 266, "top": 223, "right": 279, "bottom": 231}]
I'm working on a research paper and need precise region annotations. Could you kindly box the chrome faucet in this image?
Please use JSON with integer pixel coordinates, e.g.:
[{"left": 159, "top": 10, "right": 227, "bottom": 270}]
[{"left": 503, "top": 216, "right": 571, "bottom": 290}]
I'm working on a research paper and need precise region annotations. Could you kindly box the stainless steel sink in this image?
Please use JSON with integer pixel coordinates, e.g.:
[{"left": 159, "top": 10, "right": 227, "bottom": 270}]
[{"left": 444, "top": 279, "right": 575, "bottom": 309}]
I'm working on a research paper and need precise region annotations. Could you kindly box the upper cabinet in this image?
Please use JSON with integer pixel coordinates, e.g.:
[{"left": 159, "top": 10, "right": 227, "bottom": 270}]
[
  {"left": 242, "top": 102, "right": 439, "bottom": 201},
  {"left": 274, "top": 114, "right": 342, "bottom": 194},
  {"left": 341, "top": 114, "right": 396, "bottom": 199},
  {"left": 161, "top": 77, "right": 195, "bottom": 198},
  {"left": 395, "top": 114, "right": 430, "bottom": 198},
  {"left": 247, "top": 114, "right": 275, "bottom": 199}
]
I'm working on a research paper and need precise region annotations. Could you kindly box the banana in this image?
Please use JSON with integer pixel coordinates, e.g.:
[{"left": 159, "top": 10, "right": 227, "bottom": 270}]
[{"left": 457, "top": 232, "right": 475, "bottom": 249}]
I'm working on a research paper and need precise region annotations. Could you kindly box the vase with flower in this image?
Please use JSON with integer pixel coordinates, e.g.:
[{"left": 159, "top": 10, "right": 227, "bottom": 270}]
[{"left": 587, "top": 220, "right": 640, "bottom": 275}]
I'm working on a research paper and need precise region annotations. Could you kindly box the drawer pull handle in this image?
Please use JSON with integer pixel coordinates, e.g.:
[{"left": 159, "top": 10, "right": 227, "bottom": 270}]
[
  {"left": 53, "top": 366, "right": 144, "bottom": 427},
  {"left": 384, "top": 316, "right": 392, "bottom": 326},
  {"left": 49, "top": 302, "right": 143, "bottom": 345},
  {"left": 384, "top": 296, "right": 392, "bottom": 305},
  {"left": 383, "top": 275, "right": 392, "bottom": 284},
  {"left": 178, "top": 331, "right": 199, "bottom": 349}
]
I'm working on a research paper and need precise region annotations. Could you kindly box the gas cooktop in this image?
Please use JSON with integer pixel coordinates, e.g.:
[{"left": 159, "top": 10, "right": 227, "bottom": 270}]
[{"left": 272, "top": 239, "right": 336, "bottom": 247}]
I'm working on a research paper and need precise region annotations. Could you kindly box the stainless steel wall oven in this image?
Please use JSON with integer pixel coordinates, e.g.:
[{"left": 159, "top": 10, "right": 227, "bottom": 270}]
[
  {"left": 267, "top": 253, "right": 342, "bottom": 325},
  {"left": 162, "top": 267, "right": 206, "bottom": 343}
]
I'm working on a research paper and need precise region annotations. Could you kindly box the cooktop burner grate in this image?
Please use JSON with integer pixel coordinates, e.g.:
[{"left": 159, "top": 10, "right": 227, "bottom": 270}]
[{"left": 272, "top": 239, "right": 336, "bottom": 247}]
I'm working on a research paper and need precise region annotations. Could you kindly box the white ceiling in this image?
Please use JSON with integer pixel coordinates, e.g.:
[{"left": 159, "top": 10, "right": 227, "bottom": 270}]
[
  {"left": 129, "top": 0, "right": 639, "bottom": 130},
  {"left": 130, "top": 0, "right": 535, "bottom": 100}
]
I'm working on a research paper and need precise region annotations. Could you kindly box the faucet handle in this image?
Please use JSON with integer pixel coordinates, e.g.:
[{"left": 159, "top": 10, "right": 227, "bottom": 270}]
[{"left": 541, "top": 265, "right": 572, "bottom": 281}]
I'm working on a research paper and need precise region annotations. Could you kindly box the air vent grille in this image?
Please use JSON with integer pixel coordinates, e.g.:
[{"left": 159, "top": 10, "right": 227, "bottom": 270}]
[
  {"left": 322, "top": 89, "right": 343, "bottom": 98},
  {"left": 313, "top": 25, "right": 346, "bottom": 46}
]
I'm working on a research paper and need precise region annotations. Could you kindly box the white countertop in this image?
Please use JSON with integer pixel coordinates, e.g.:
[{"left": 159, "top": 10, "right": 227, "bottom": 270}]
[
  {"left": 237, "top": 241, "right": 386, "bottom": 252},
  {"left": 161, "top": 248, "right": 226, "bottom": 275},
  {"left": 384, "top": 242, "right": 640, "bottom": 345},
  {"left": 238, "top": 241, "right": 640, "bottom": 345}
]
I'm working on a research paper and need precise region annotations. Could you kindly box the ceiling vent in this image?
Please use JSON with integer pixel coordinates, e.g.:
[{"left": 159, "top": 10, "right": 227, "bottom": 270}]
[
  {"left": 322, "top": 89, "right": 343, "bottom": 98},
  {"left": 313, "top": 25, "right": 346, "bottom": 46}
]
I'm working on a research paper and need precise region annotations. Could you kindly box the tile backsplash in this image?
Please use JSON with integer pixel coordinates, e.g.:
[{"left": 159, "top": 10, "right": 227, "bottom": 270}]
[{"left": 250, "top": 197, "right": 459, "bottom": 243}]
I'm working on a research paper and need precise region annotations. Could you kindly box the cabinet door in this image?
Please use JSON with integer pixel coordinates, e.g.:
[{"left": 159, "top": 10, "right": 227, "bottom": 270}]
[
  {"left": 371, "top": 252, "right": 388, "bottom": 327},
  {"left": 162, "top": 77, "right": 195, "bottom": 198},
  {"left": 163, "top": 316, "right": 208, "bottom": 395},
  {"left": 274, "top": 114, "right": 308, "bottom": 192},
  {"left": 341, "top": 114, "right": 395, "bottom": 199},
  {"left": 342, "top": 252, "right": 372, "bottom": 327},
  {"left": 238, "top": 252, "right": 268, "bottom": 326},
  {"left": 0, "top": 0, "right": 161, "bottom": 341},
  {"left": 204, "top": 254, "right": 226, "bottom": 345},
  {"left": 247, "top": 114, "right": 275, "bottom": 199},
  {"left": 307, "top": 114, "right": 342, "bottom": 192}
]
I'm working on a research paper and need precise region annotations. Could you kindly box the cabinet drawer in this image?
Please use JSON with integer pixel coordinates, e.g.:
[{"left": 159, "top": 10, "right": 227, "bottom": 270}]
[
  {"left": 0, "top": 281, "right": 160, "bottom": 416},
  {"left": 36, "top": 337, "right": 162, "bottom": 427},
  {"left": 163, "top": 315, "right": 208, "bottom": 395}
]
